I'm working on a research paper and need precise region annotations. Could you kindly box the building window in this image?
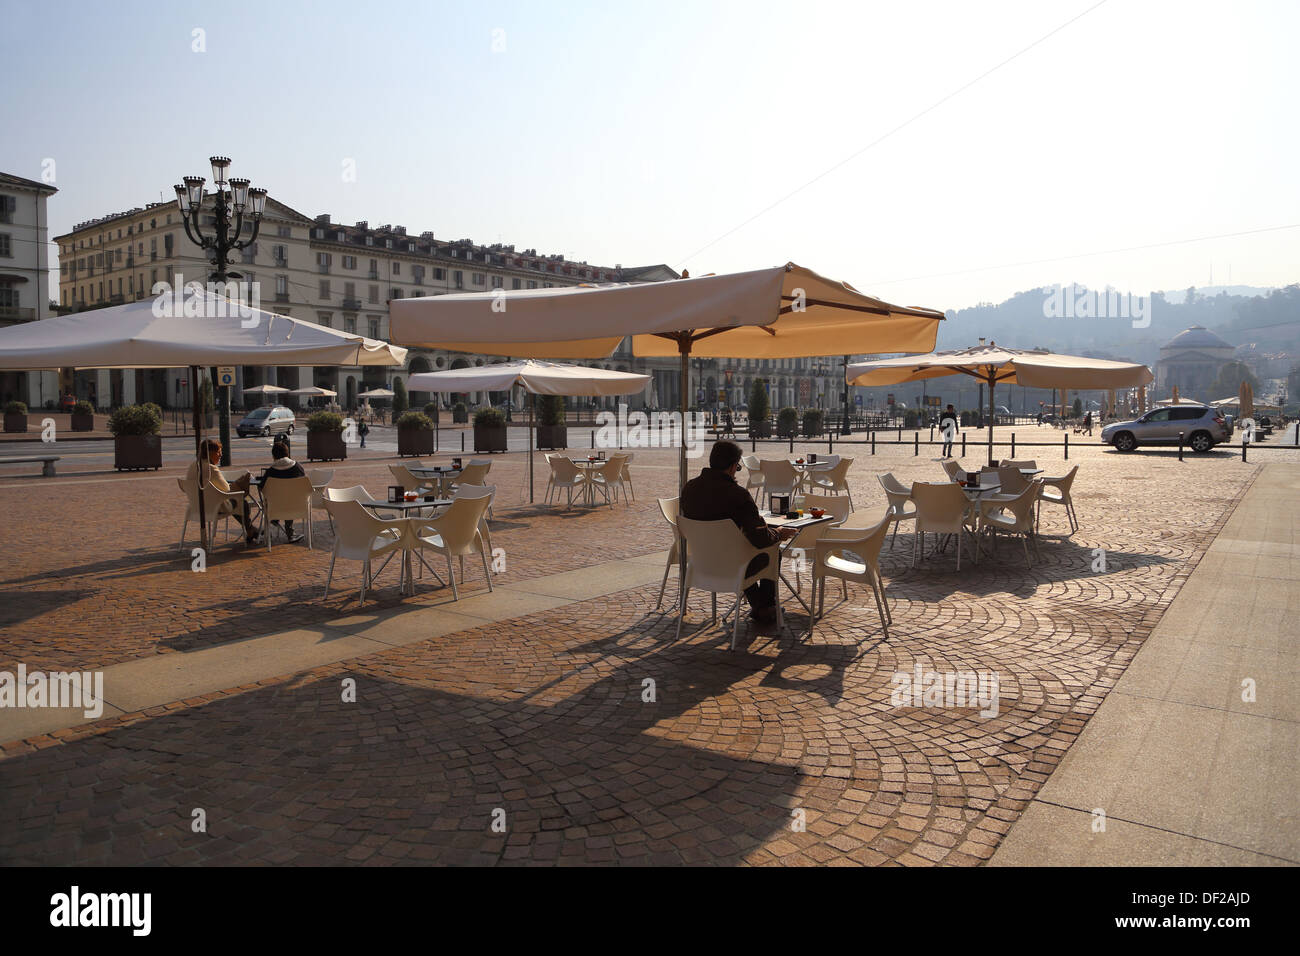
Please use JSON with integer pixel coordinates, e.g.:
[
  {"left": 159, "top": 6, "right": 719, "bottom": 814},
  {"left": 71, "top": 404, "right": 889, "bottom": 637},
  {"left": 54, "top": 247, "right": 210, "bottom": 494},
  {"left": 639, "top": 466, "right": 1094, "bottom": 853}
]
[
  {"left": 412, "top": 265, "right": 424, "bottom": 284},
  {"left": 0, "top": 234, "right": 10, "bottom": 258},
  {"left": 0, "top": 195, "right": 15, "bottom": 223},
  {"left": 276, "top": 275, "right": 288, "bottom": 297},
  {"left": 512, "top": 278, "right": 521, "bottom": 290},
  {"left": 344, "top": 281, "right": 355, "bottom": 299},
  {"left": 368, "top": 317, "right": 380, "bottom": 339},
  {"left": 272, "top": 244, "right": 287, "bottom": 264},
  {"left": 277, "top": 225, "right": 292, "bottom": 238},
  {"left": 454, "top": 270, "right": 463, "bottom": 289},
  {"left": 317, "top": 312, "right": 332, "bottom": 328},
  {"left": 0, "top": 282, "right": 17, "bottom": 307},
  {"left": 317, "top": 252, "right": 331, "bottom": 272},
  {"left": 342, "top": 254, "right": 356, "bottom": 270},
  {"left": 150, "top": 238, "right": 157, "bottom": 260},
  {"left": 527, "top": 280, "right": 537, "bottom": 289},
  {"left": 433, "top": 268, "right": 445, "bottom": 280},
  {"left": 344, "top": 315, "right": 357, "bottom": 335},
  {"left": 319, "top": 280, "right": 330, "bottom": 299},
  {"left": 392, "top": 261, "right": 400, "bottom": 275},
  {"left": 472, "top": 273, "right": 485, "bottom": 286}
]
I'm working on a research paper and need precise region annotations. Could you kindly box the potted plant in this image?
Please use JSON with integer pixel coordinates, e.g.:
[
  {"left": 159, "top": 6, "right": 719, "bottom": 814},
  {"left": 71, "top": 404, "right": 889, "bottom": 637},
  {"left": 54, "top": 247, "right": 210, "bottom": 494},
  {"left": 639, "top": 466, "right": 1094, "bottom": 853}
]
[
  {"left": 71, "top": 400, "right": 95, "bottom": 432},
  {"left": 306, "top": 410, "right": 348, "bottom": 461},
  {"left": 536, "top": 394, "right": 567, "bottom": 449},
  {"left": 424, "top": 402, "right": 441, "bottom": 425},
  {"left": 473, "top": 406, "right": 508, "bottom": 453},
  {"left": 802, "top": 408, "right": 824, "bottom": 438},
  {"left": 777, "top": 406, "right": 799, "bottom": 439},
  {"left": 109, "top": 404, "right": 162, "bottom": 470},
  {"left": 452, "top": 401, "right": 468, "bottom": 423},
  {"left": 748, "top": 380, "right": 771, "bottom": 438},
  {"left": 3, "top": 400, "right": 28, "bottom": 433},
  {"left": 397, "top": 411, "right": 435, "bottom": 456},
  {"left": 392, "top": 378, "right": 408, "bottom": 417}
]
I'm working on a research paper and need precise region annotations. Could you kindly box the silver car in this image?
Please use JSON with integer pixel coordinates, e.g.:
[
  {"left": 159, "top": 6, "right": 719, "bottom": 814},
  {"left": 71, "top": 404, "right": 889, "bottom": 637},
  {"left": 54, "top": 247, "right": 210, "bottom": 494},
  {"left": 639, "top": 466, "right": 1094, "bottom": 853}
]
[{"left": 1101, "top": 404, "right": 1229, "bottom": 453}]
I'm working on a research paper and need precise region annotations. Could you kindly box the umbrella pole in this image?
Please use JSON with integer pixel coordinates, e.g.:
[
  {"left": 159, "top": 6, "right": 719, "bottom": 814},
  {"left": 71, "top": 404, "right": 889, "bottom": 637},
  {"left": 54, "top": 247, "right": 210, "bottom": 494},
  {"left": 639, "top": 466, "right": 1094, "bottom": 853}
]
[
  {"left": 987, "top": 373, "right": 996, "bottom": 466},
  {"left": 677, "top": 340, "right": 690, "bottom": 604},
  {"left": 528, "top": 392, "right": 535, "bottom": 504},
  {"left": 192, "top": 364, "right": 209, "bottom": 554}
]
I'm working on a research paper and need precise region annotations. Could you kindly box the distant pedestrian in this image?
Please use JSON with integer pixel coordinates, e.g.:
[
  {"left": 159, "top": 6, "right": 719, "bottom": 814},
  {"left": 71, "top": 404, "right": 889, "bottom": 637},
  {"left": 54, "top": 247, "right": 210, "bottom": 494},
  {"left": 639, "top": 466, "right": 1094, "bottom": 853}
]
[
  {"left": 358, "top": 419, "right": 369, "bottom": 448},
  {"left": 939, "top": 404, "right": 957, "bottom": 457},
  {"left": 1084, "top": 411, "right": 1093, "bottom": 435}
]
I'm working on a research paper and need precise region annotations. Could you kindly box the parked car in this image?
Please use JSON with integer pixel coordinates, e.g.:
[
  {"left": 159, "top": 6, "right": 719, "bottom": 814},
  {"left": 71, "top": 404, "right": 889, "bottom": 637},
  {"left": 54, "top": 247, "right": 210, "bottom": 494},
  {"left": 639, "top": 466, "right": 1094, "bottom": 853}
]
[
  {"left": 236, "top": 405, "right": 296, "bottom": 438},
  {"left": 1101, "top": 404, "right": 1229, "bottom": 453}
]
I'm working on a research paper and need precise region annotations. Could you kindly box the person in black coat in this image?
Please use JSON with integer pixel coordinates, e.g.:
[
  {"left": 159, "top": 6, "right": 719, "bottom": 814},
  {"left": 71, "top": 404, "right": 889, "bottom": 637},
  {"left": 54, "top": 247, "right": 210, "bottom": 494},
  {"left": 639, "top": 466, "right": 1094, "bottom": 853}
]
[
  {"left": 261, "top": 438, "right": 307, "bottom": 543},
  {"left": 679, "top": 441, "right": 796, "bottom": 626}
]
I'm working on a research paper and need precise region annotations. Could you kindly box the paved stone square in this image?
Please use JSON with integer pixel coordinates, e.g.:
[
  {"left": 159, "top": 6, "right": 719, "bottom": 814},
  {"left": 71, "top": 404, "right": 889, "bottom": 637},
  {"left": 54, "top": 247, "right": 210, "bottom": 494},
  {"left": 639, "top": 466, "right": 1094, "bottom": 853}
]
[{"left": 0, "top": 437, "right": 1293, "bottom": 864}]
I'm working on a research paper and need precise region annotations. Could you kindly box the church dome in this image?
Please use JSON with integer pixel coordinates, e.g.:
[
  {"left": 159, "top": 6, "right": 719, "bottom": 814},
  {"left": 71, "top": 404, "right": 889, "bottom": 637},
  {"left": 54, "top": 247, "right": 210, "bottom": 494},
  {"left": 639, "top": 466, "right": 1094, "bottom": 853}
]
[{"left": 1161, "top": 326, "right": 1233, "bottom": 352}]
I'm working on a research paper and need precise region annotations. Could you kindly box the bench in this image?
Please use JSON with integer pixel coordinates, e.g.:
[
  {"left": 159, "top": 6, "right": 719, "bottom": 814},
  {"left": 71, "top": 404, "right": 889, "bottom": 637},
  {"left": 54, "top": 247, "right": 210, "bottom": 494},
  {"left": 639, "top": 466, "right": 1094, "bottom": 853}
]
[{"left": 0, "top": 455, "right": 60, "bottom": 477}]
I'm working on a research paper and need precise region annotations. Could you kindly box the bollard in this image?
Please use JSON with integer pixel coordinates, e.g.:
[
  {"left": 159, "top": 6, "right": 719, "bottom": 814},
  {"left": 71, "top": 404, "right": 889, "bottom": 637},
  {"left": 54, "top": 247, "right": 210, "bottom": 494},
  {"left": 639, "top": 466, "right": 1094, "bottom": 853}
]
[
  {"left": 871, "top": 432, "right": 876, "bottom": 455},
  {"left": 1177, "top": 432, "right": 1184, "bottom": 461},
  {"left": 1242, "top": 439, "right": 1247, "bottom": 462},
  {"left": 1011, "top": 433, "right": 1016, "bottom": 457},
  {"left": 929, "top": 424, "right": 934, "bottom": 442},
  {"left": 591, "top": 430, "right": 596, "bottom": 449},
  {"left": 1063, "top": 432, "right": 1068, "bottom": 461},
  {"left": 789, "top": 433, "right": 795, "bottom": 454},
  {"left": 752, "top": 433, "right": 756, "bottom": 452},
  {"left": 898, "top": 427, "right": 902, "bottom": 442},
  {"left": 961, "top": 432, "right": 966, "bottom": 456},
  {"left": 461, "top": 432, "right": 465, "bottom": 453},
  {"left": 914, "top": 432, "right": 919, "bottom": 456},
  {"left": 829, "top": 433, "right": 834, "bottom": 454}
]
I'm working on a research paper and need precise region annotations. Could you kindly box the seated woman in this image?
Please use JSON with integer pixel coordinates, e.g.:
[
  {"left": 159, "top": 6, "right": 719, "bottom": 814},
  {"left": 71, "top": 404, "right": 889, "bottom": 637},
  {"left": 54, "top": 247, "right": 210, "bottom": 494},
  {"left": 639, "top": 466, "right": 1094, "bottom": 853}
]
[
  {"left": 261, "top": 438, "right": 306, "bottom": 543},
  {"left": 187, "top": 439, "right": 259, "bottom": 545}
]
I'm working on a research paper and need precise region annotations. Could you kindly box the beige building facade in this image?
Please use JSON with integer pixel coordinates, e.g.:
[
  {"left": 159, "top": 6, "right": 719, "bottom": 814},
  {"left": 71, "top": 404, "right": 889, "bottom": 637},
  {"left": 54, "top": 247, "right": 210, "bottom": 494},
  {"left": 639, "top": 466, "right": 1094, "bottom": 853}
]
[{"left": 0, "top": 172, "right": 59, "bottom": 407}]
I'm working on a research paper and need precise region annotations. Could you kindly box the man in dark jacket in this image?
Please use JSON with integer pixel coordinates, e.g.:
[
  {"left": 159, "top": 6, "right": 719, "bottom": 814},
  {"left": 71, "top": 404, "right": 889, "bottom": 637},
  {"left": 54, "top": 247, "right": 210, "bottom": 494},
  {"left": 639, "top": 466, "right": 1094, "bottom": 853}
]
[
  {"left": 939, "top": 404, "right": 958, "bottom": 457},
  {"left": 261, "top": 438, "right": 307, "bottom": 543},
  {"left": 680, "top": 440, "right": 796, "bottom": 626}
]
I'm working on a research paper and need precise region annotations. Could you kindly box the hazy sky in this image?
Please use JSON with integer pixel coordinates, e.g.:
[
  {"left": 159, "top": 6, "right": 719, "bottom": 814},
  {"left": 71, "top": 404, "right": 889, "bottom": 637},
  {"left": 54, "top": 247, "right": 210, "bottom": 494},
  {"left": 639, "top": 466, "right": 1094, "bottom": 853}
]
[{"left": 3, "top": 0, "right": 1297, "bottom": 312}]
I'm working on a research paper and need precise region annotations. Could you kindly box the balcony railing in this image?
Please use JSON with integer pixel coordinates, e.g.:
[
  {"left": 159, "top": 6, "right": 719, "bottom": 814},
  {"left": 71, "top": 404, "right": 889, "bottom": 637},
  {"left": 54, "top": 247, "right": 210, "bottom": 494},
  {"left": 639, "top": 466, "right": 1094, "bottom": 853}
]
[
  {"left": 0, "top": 306, "right": 35, "bottom": 322},
  {"left": 342, "top": 297, "right": 361, "bottom": 310}
]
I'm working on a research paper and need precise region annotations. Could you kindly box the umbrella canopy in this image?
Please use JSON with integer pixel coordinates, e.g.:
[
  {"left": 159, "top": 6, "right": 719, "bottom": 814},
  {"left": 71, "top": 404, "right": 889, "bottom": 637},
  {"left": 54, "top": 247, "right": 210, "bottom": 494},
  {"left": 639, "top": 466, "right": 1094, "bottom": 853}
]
[
  {"left": 242, "top": 383, "right": 290, "bottom": 394},
  {"left": 357, "top": 387, "right": 395, "bottom": 399},
  {"left": 289, "top": 386, "right": 337, "bottom": 397},
  {"left": 848, "top": 344, "right": 1154, "bottom": 464},
  {"left": 389, "top": 263, "right": 944, "bottom": 490},
  {"left": 408, "top": 360, "right": 651, "bottom": 501},
  {"left": 0, "top": 290, "right": 407, "bottom": 370},
  {"left": 408, "top": 359, "right": 650, "bottom": 396},
  {"left": 390, "top": 263, "right": 943, "bottom": 359}
]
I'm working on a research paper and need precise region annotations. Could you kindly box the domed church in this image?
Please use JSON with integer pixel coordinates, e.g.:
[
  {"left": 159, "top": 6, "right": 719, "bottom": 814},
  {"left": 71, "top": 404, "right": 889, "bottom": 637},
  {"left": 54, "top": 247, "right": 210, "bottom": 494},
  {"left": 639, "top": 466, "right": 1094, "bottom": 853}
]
[{"left": 1155, "top": 326, "right": 1235, "bottom": 398}]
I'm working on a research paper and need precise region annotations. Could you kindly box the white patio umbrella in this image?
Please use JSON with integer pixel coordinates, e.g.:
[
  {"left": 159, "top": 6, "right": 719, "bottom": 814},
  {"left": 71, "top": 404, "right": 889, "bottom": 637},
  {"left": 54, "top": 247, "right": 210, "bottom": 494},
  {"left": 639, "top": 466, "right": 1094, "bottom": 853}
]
[
  {"left": 289, "top": 386, "right": 338, "bottom": 397},
  {"left": 390, "top": 263, "right": 944, "bottom": 489},
  {"left": 242, "top": 383, "right": 290, "bottom": 406},
  {"left": 0, "top": 290, "right": 406, "bottom": 549},
  {"left": 407, "top": 360, "right": 651, "bottom": 501},
  {"left": 357, "top": 387, "right": 395, "bottom": 398},
  {"left": 848, "top": 343, "right": 1154, "bottom": 464}
]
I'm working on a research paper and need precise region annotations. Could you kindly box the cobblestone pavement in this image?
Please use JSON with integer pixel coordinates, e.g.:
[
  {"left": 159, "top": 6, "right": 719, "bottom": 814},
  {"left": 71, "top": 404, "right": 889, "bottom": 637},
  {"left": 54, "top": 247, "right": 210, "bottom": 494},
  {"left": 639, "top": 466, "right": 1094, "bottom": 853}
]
[{"left": 0, "top": 440, "right": 1291, "bottom": 864}]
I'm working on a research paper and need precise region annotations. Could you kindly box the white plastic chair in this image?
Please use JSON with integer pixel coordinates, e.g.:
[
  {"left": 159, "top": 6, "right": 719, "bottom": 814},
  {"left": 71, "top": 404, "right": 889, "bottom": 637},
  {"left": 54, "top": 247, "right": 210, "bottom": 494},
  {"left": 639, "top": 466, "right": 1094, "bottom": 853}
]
[
  {"left": 389, "top": 463, "right": 431, "bottom": 494},
  {"left": 759, "top": 459, "right": 802, "bottom": 501},
  {"left": 322, "top": 499, "right": 408, "bottom": 604},
  {"left": 451, "top": 483, "right": 497, "bottom": 560},
  {"left": 996, "top": 464, "right": 1032, "bottom": 496},
  {"left": 261, "top": 474, "right": 315, "bottom": 550},
  {"left": 878, "top": 473, "right": 917, "bottom": 550},
  {"left": 910, "top": 481, "right": 974, "bottom": 570},
  {"left": 176, "top": 476, "right": 241, "bottom": 551},
  {"left": 741, "top": 454, "right": 765, "bottom": 499},
  {"left": 619, "top": 452, "right": 636, "bottom": 501},
  {"left": 325, "top": 485, "right": 377, "bottom": 505},
  {"left": 808, "top": 515, "right": 892, "bottom": 641},
  {"left": 308, "top": 469, "right": 334, "bottom": 532},
  {"left": 805, "top": 456, "right": 854, "bottom": 508},
  {"left": 980, "top": 481, "right": 1042, "bottom": 564},
  {"left": 808, "top": 454, "right": 841, "bottom": 473},
  {"left": 786, "top": 493, "right": 852, "bottom": 593},
  {"left": 939, "top": 459, "right": 967, "bottom": 483},
  {"left": 589, "top": 454, "right": 629, "bottom": 505},
  {"left": 1038, "top": 465, "right": 1079, "bottom": 533},
  {"left": 675, "top": 516, "right": 782, "bottom": 651},
  {"left": 656, "top": 497, "right": 680, "bottom": 610},
  {"left": 412, "top": 493, "right": 494, "bottom": 601},
  {"left": 452, "top": 460, "right": 493, "bottom": 517},
  {"left": 544, "top": 454, "right": 588, "bottom": 508}
]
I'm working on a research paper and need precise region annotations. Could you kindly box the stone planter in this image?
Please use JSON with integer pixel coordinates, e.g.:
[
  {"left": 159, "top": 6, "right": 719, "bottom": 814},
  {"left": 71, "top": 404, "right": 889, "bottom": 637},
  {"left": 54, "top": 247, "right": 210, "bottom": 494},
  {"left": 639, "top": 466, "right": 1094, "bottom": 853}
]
[
  {"left": 306, "top": 431, "right": 348, "bottom": 462},
  {"left": 71, "top": 413, "right": 94, "bottom": 432},
  {"left": 114, "top": 434, "right": 162, "bottom": 471},
  {"left": 3, "top": 413, "right": 28, "bottom": 433},
  {"left": 473, "top": 424, "right": 508, "bottom": 453},
  {"left": 749, "top": 420, "right": 771, "bottom": 439},
  {"left": 398, "top": 427, "right": 434, "bottom": 457},
  {"left": 452, "top": 408, "right": 469, "bottom": 424},
  {"left": 536, "top": 425, "right": 567, "bottom": 450}
]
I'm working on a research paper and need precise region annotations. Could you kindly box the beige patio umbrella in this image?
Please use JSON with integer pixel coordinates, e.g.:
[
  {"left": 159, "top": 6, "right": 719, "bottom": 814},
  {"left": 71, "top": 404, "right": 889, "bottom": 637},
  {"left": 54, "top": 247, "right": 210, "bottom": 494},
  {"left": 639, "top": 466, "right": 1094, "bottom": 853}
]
[
  {"left": 0, "top": 290, "right": 406, "bottom": 551},
  {"left": 848, "top": 343, "right": 1154, "bottom": 464},
  {"left": 390, "top": 263, "right": 945, "bottom": 487},
  {"left": 242, "top": 383, "right": 290, "bottom": 406}
]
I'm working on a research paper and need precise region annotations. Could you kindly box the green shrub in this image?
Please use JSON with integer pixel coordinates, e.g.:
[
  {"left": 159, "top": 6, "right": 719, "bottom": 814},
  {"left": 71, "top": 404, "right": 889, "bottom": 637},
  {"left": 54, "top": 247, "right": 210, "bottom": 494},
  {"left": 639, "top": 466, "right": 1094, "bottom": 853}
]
[
  {"left": 73, "top": 400, "right": 94, "bottom": 416},
  {"left": 3, "top": 401, "right": 27, "bottom": 415},
  {"left": 776, "top": 406, "right": 799, "bottom": 438},
  {"left": 748, "top": 379, "right": 770, "bottom": 425},
  {"left": 392, "top": 378, "right": 408, "bottom": 416},
  {"left": 538, "top": 394, "right": 567, "bottom": 426},
  {"left": 904, "top": 410, "right": 919, "bottom": 429},
  {"left": 474, "top": 406, "right": 506, "bottom": 427},
  {"left": 397, "top": 411, "right": 434, "bottom": 431},
  {"left": 306, "top": 411, "right": 344, "bottom": 433},
  {"left": 142, "top": 402, "right": 162, "bottom": 423},
  {"left": 108, "top": 404, "right": 161, "bottom": 436},
  {"left": 198, "top": 376, "right": 214, "bottom": 413},
  {"left": 802, "top": 408, "right": 824, "bottom": 437},
  {"left": 452, "top": 402, "right": 468, "bottom": 423},
  {"left": 1072, "top": 397, "right": 1083, "bottom": 417},
  {"left": 423, "top": 402, "right": 440, "bottom": 419}
]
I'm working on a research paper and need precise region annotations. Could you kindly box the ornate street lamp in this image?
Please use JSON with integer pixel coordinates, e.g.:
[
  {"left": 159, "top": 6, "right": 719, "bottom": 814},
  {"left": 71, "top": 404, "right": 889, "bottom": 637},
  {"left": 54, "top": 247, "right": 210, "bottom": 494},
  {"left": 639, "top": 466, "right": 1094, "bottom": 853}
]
[{"left": 173, "top": 156, "right": 268, "bottom": 464}]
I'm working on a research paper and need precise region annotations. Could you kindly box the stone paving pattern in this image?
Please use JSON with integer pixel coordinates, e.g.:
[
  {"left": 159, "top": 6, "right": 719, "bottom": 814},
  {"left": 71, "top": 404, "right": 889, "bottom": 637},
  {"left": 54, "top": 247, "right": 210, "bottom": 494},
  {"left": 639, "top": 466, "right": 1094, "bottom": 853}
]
[{"left": 1, "top": 438, "right": 1293, "bottom": 864}]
